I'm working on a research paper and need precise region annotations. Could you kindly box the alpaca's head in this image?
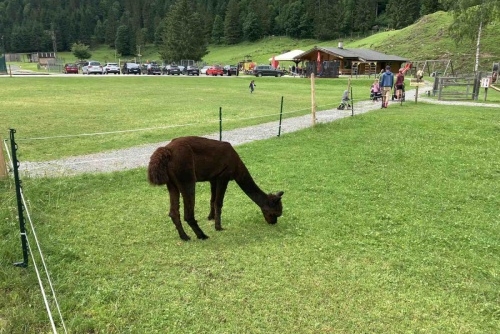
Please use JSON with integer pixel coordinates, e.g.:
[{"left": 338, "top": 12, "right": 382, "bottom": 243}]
[{"left": 261, "top": 191, "right": 284, "bottom": 224}]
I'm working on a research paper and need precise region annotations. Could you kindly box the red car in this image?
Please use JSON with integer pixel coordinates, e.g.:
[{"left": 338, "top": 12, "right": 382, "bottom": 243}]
[
  {"left": 206, "top": 66, "right": 224, "bottom": 76},
  {"left": 63, "top": 63, "right": 79, "bottom": 74}
]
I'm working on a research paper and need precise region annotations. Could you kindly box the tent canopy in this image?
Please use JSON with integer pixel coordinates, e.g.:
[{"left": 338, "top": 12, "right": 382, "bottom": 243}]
[{"left": 268, "top": 50, "right": 304, "bottom": 62}]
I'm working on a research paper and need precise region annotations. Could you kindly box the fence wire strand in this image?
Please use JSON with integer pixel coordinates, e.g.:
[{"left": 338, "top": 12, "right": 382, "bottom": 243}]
[
  {"left": 21, "top": 188, "right": 68, "bottom": 334},
  {"left": 15, "top": 103, "right": 334, "bottom": 142},
  {"left": 4, "top": 141, "right": 68, "bottom": 334}
]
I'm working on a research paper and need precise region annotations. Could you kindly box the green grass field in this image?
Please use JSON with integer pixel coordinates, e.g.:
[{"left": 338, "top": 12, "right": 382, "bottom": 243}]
[
  {"left": 0, "top": 76, "right": 375, "bottom": 161},
  {"left": 1, "top": 100, "right": 500, "bottom": 333}
]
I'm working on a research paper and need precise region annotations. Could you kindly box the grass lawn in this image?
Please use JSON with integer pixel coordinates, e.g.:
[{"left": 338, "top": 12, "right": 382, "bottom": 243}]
[
  {"left": 0, "top": 75, "right": 373, "bottom": 161},
  {"left": 1, "top": 103, "right": 499, "bottom": 333}
]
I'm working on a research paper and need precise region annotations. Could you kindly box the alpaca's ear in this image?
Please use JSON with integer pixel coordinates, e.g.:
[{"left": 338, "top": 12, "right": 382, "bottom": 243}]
[{"left": 274, "top": 191, "right": 284, "bottom": 201}]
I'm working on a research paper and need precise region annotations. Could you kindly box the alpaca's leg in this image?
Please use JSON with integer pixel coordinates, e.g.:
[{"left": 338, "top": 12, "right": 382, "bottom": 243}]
[
  {"left": 166, "top": 183, "right": 190, "bottom": 241},
  {"left": 181, "top": 183, "right": 209, "bottom": 240},
  {"left": 207, "top": 180, "right": 216, "bottom": 220},
  {"left": 214, "top": 179, "right": 229, "bottom": 231}
]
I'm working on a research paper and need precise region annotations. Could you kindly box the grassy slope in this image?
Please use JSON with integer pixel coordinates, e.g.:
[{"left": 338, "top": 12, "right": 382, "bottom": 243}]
[{"left": 36, "top": 11, "right": 500, "bottom": 75}]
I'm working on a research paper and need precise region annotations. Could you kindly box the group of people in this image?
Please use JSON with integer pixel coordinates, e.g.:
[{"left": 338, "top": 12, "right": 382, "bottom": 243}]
[{"left": 370, "top": 65, "right": 406, "bottom": 108}]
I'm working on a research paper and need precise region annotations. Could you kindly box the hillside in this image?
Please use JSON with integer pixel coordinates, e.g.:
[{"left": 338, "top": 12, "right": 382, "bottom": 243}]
[
  {"left": 24, "top": 11, "right": 499, "bottom": 75},
  {"left": 203, "top": 11, "right": 499, "bottom": 74}
]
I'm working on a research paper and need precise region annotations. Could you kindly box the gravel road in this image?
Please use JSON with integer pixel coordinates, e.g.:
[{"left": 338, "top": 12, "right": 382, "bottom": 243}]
[{"left": 17, "top": 86, "right": 499, "bottom": 178}]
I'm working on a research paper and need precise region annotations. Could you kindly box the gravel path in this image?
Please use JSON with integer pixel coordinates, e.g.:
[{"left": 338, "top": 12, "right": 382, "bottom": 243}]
[{"left": 18, "top": 86, "right": 499, "bottom": 178}]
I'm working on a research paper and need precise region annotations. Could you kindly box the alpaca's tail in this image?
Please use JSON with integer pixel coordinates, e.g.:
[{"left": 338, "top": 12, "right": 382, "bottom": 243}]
[{"left": 148, "top": 146, "right": 171, "bottom": 185}]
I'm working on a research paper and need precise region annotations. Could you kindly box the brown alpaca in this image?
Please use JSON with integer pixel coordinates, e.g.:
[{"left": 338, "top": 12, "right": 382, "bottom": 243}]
[{"left": 148, "top": 136, "right": 284, "bottom": 241}]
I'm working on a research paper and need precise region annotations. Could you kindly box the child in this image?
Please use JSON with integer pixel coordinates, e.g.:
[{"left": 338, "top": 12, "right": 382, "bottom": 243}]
[
  {"left": 249, "top": 80, "right": 256, "bottom": 93},
  {"left": 370, "top": 80, "right": 381, "bottom": 102}
]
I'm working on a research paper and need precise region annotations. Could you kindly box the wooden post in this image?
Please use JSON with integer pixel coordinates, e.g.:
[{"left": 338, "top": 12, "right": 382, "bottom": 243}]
[
  {"left": 311, "top": 73, "right": 316, "bottom": 126},
  {"left": 415, "top": 85, "right": 419, "bottom": 104},
  {"left": 0, "top": 138, "right": 7, "bottom": 178}
]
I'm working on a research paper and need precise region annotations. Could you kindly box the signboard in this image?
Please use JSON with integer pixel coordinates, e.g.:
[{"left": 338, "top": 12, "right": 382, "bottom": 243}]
[
  {"left": 481, "top": 77, "right": 490, "bottom": 88},
  {"left": 409, "top": 78, "right": 426, "bottom": 87}
]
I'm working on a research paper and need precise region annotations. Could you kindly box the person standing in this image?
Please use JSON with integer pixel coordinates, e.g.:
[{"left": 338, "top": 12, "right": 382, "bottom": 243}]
[
  {"left": 395, "top": 69, "right": 405, "bottom": 100},
  {"left": 379, "top": 65, "right": 394, "bottom": 108},
  {"left": 249, "top": 80, "right": 256, "bottom": 93}
]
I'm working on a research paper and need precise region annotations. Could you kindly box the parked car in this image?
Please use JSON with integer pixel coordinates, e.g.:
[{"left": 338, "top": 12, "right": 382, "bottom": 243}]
[
  {"left": 84, "top": 61, "right": 104, "bottom": 75},
  {"left": 206, "top": 66, "right": 224, "bottom": 76},
  {"left": 200, "top": 65, "right": 210, "bottom": 75},
  {"left": 103, "top": 63, "right": 120, "bottom": 74},
  {"left": 63, "top": 63, "right": 79, "bottom": 74},
  {"left": 146, "top": 63, "right": 162, "bottom": 75},
  {"left": 223, "top": 65, "right": 238, "bottom": 76},
  {"left": 183, "top": 65, "right": 200, "bottom": 76},
  {"left": 122, "top": 62, "right": 142, "bottom": 75},
  {"left": 163, "top": 64, "right": 181, "bottom": 75},
  {"left": 253, "top": 65, "right": 284, "bottom": 77}
]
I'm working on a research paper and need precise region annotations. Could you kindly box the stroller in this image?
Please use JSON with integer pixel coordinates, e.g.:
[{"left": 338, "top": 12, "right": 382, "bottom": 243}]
[
  {"left": 337, "top": 90, "right": 352, "bottom": 110},
  {"left": 392, "top": 83, "right": 405, "bottom": 101},
  {"left": 370, "top": 90, "right": 382, "bottom": 102},
  {"left": 370, "top": 81, "right": 382, "bottom": 102}
]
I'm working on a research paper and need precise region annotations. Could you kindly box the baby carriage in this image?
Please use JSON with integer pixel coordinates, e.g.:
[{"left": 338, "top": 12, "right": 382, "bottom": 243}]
[
  {"left": 337, "top": 90, "right": 351, "bottom": 110},
  {"left": 370, "top": 90, "right": 382, "bottom": 102},
  {"left": 370, "top": 81, "right": 382, "bottom": 102}
]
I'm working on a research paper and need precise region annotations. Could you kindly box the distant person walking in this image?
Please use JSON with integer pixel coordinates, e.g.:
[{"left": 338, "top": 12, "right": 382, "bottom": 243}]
[
  {"left": 379, "top": 65, "right": 394, "bottom": 108},
  {"left": 249, "top": 80, "right": 256, "bottom": 93},
  {"left": 395, "top": 69, "right": 405, "bottom": 101}
]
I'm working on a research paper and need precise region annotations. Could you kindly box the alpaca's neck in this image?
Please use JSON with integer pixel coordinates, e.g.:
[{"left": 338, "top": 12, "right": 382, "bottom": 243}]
[{"left": 234, "top": 163, "right": 267, "bottom": 207}]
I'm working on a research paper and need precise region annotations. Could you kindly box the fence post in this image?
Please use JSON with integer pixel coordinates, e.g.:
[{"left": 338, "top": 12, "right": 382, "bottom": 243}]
[
  {"left": 278, "top": 96, "right": 284, "bottom": 137},
  {"left": 219, "top": 107, "right": 222, "bottom": 141},
  {"left": 0, "top": 137, "right": 7, "bottom": 178},
  {"left": 310, "top": 73, "right": 316, "bottom": 126},
  {"left": 9, "top": 129, "right": 29, "bottom": 268}
]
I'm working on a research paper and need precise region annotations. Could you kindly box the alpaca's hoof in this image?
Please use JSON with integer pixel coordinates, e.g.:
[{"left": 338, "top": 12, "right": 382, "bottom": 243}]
[
  {"left": 180, "top": 234, "right": 191, "bottom": 241},
  {"left": 198, "top": 234, "right": 209, "bottom": 240},
  {"left": 215, "top": 226, "right": 224, "bottom": 231}
]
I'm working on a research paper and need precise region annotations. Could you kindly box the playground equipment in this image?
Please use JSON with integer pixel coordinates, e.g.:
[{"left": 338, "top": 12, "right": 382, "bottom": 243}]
[
  {"left": 409, "top": 59, "right": 455, "bottom": 78},
  {"left": 238, "top": 55, "right": 256, "bottom": 74},
  {"left": 491, "top": 62, "right": 498, "bottom": 84}
]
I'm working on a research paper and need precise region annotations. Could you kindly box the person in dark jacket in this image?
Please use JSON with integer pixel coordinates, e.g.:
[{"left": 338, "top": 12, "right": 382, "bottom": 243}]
[{"left": 379, "top": 65, "right": 394, "bottom": 108}]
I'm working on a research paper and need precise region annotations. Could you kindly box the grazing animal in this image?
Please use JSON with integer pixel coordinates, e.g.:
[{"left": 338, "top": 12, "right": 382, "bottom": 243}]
[{"left": 148, "top": 136, "right": 284, "bottom": 241}]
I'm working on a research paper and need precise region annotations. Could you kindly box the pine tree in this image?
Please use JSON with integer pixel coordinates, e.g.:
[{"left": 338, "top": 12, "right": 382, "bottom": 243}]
[
  {"left": 159, "top": 0, "right": 208, "bottom": 62},
  {"left": 115, "top": 25, "right": 133, "bottom": 56},
  {"left": 224, "top": 0, "right": 241, "bottom": 45},
  {"left": 243, "top": 12, "right": 262, "bottom": 42},
  {"left": 212, "top": 15, "right": 224, "bottom": 44},
  {"left": 386, "top": 0, "right": 420, "bottom": 29}
]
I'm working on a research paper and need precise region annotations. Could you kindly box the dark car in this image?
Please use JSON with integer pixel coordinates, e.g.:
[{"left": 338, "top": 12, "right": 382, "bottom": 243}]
[
  {"left": 163, "top": 65, "right": 181, "bottom": 75},
  {"left": 184, "top": 65, "right": 200, "bottom": 76},
  {"left": 122, "top": 62, "right": 142, "bottom": 75},
  {"left": 253, "top": 65, "right": 284, "bottom": 77},
  {"left": 223, "top": 65, "right": 238, "bottom": 76},
  {"left": 142, "top": 63, "right": 161, "bottom": 75},
  {"left": 63, "top": 63, "right": 79, "bottom": 74}
]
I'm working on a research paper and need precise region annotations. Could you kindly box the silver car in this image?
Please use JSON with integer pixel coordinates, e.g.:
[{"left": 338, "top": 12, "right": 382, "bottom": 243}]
[
  {"left": 103, "top": 63, "right": 120, "bottom": 74},
  {"left": 83, "top": 61, "right": 104, "bottom": 75}
]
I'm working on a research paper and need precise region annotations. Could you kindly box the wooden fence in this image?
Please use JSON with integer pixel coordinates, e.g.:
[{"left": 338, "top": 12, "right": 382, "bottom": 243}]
[{"left": 437, "top": 76, "right": 479, "bottom": 101}]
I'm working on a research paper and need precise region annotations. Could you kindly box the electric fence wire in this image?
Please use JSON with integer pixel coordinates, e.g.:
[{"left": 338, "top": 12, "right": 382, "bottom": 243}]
[
  {"left": 3, "top": 138, "right": 13, "bottom": 170},
  {"left": 21, "top": 188, "right": 68, "bottom": 334},
  {"left": 15, "top": 104, "right": 336, "bottom": 142},
  {"left": 3, "top": 138, "right": 68, "bottom": 334}
]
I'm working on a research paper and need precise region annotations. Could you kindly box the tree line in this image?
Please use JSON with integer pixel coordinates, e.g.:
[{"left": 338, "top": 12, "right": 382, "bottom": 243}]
[{"left": 0, "top": 0, "right": 477, "bottom": 62}]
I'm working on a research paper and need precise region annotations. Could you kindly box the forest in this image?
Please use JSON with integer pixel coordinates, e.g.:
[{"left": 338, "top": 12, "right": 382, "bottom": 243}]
[{"left": 0, "top": 0, "right": 445, "bottom": 57}]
